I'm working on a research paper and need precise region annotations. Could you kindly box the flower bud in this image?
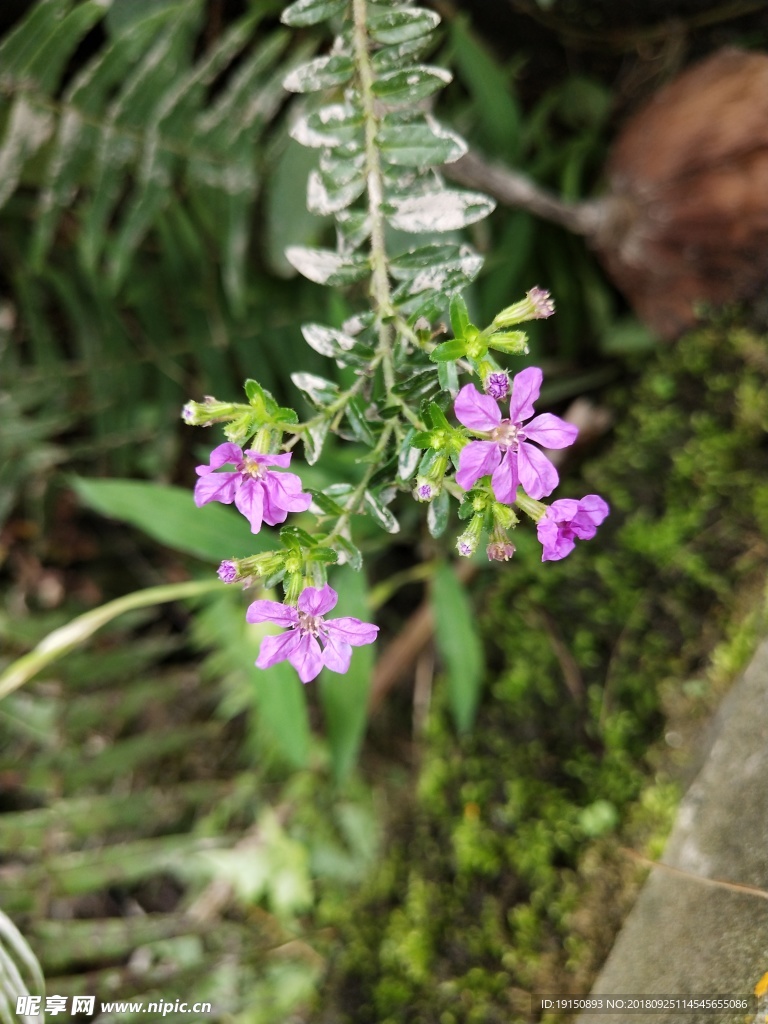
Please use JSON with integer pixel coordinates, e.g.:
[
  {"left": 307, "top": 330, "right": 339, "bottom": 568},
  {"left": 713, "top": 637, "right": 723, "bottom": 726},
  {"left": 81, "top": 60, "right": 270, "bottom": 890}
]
[
  {"left": 456, "top": 514, "right": 484, "bottom": 557},
  {"left": 181, "top": 397, "right": 243, "bottom": 427},
  {"left": 484, "top": 371, "right": 510, "bottom": 401},
  {"left": 492, "top": 287, "right": 555, "bottom": 329}
]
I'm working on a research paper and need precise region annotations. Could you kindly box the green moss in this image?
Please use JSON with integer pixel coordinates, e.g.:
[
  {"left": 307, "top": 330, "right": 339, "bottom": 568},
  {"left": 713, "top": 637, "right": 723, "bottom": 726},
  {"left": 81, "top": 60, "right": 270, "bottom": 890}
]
[{"left": 323, "top": 324, "right": 768, "bottom": 1023}]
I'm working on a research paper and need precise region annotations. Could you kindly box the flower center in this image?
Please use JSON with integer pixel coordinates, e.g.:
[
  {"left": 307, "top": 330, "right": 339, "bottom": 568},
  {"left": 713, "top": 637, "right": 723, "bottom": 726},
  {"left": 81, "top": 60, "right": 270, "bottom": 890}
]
[
  {"left": 490, "top": 419, "right": 524, "bottom": 450},
  {"left": 241, "top": 457, "right": 267, "bottom": 479},
  {"left": 298, "top": 611, "right": 324, "bottom": 637}
]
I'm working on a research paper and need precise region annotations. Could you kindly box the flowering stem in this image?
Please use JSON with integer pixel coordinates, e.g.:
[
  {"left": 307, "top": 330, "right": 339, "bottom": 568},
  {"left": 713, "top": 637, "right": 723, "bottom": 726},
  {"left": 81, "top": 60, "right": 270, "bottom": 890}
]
[{"left": 322, "top": 420, "right": 396, "bottom": 547}]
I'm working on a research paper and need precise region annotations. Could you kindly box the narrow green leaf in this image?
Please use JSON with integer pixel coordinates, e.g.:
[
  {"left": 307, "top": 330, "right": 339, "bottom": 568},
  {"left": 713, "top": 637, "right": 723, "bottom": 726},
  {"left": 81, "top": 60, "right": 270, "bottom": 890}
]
[
  {"left": 437, "top": 358, "right": 459, "bottom": 395},
  {"left": 364, "top": 491, "right": 400, "bottom": 534},
  {"left": 285, "top": 246, "right": 369, "bottom": 286},
  {"left": 281, "top": 0, "right": 346, "bottom": 27},
  {"left": 308, "top": 488, "right": 345, "bottom": 516},
  {"left": 335, "top": 536, "right": 362, "bottom": 571},
  {"left": 449, "top": 293, "right": 470, "bottom": 338},
  {"left": 301, "top": 323, "right": 356, "bottom": 358},
  {"left": 304, "top": 419, "right": 330, "bottom": 465},
  {"left": 427, "top": 488, "right": 449, "bottom": 538},
  {"left": 318, "top": 566, "right": 375, "bottom": 780},
  {"left": 386, "top": 189, "right": 495, "bottom": 233},
  {"left": 430, "top": 339, "right": 466, "bottom": 362},
  {"left": 290, "top": 104, "right": 364, "bottom": 149},
  {"left": 71, "top": 478, "right": 269, "bottom": 562},
  {"left": 378, "top": 114, "right": 466, "bottom": 167},
  {"left": 368, "top": 6, "right": 440, "bottom": 45},
  {"left": 432, "top": 563, "right": 484, "bottom": 732},
  {"left": 283, "top": 54, "right": 355, "bottom": 93},
  {"left": 397, "top": 429, "right": 421, "bottom": 481},
  {"left": 291, "top": 372, "right": 340, "bottom": 408},
  {"left": 346, "top": 397, "right": 376, "bottom": 447},
  {"left": 372, "top": 65, "right": 451, "bottom": 104}
]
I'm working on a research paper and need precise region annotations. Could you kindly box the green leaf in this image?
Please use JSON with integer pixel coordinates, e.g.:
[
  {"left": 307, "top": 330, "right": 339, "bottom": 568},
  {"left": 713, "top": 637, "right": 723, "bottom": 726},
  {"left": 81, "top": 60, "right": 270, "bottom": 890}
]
[
  {"left": 335, "top": 535, "right": 362, "bottom": 571},
  {"left": 449, "top": 293, "right": 471, "bottom": 339},
  {"left": 392, "top": 368, "right": 439, "bottom": 401},
  {"left": 283, "top": 54, "right": 355, "bottom": 93},
  {"left": 308, "top": 488, "right": 346, "bottom": 516},
  {"left": 281, "top": 0, "right": 346, "bottom": 27},
  {"left": 432, "top": 563, "right": 484, "bottom": 733},
  {"left": 437, "top": 358, "right": 459, "bottom": 395},
  {"left": 71, "top": 478, "right": 270, "bottom": 562},
  {"left": 386, "top": 189, "right": 495, "bottom": 233},
  {"left": 291, "top": 372, "right": 340, "bottom": 408},
  {"left": 430, "top": 339, "right": 466, "bottom": 362},
  {"left": 345, "top": 397, "right": 376, "bottom": 447},
  {"left": 280, "top": 525, "right": 317, "bottom": 550},
  {"left": 303, "top": 419, "right": 330, "bottom": 465},
  {"left": 301, "top": 323, "right": 356, "bottom": 359},
  {"left": 397, "top": 429, "right": 421, "bottom": 481},
  {"left": 368, "top": 6, "right": 440, "bottom": 45},
  {"left": 378, "top": 114, "right": 466, "bottom": 168},
  {"left": 427, "top": 488, "right": 450, "bottom": 538},
  {"left": 364, "top": 491, "right": 400, "bottom": 534},
  {"left": 285, "top": 246, "right": 369, "bottom": 286},
  {"left": 318, "top": 565, "right": 375, "bottom": 780},
  {"left": 290, "top": 103, "right": 364, "bottom": 149},
  {"left": 372, "top": 65, "right": 451, "bottom": 104}
]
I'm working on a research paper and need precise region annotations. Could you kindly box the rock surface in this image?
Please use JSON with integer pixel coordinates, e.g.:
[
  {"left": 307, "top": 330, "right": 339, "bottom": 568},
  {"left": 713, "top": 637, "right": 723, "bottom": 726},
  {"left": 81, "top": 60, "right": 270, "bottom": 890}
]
[{"left": 577, "top": 637, "right": 768, "bottom": 1024}]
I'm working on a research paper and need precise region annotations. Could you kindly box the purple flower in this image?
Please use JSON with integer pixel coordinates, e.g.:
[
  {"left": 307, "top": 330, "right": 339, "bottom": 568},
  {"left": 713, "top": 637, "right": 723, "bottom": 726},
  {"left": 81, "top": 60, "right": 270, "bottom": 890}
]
[
  {"left": 537, "top": 495, "right": 609, "bottom": 561},
  {"left": 194, "top": 442, "right": 311, "bottom": 534},
  {"left": 454, "top": 369, "right": 578, "bottom": 502},
  {"left": 247, "top": 584, "right": 379, "bottom": 683}
]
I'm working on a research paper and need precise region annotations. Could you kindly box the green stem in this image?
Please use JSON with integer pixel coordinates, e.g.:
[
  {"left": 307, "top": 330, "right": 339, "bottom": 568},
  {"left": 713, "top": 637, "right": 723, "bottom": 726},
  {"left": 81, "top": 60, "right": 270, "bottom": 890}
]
[
  {"left": 352, "top": 0, "right": 396, "bottom": 394},
  {"left": 323, "top": 421, "right": 396, "bottom": 547},
  {"left": 0, "top": 579, "right": 225, "bottom": 701}
]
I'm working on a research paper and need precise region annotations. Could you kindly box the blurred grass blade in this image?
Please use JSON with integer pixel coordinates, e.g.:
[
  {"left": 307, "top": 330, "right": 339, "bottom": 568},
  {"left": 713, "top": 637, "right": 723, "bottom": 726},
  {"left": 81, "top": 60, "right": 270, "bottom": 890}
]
[
  {"left": 71, "top": 478, "right": 272, "bottom": 562},
  {"left": 319, "top": 566, "right": 375, "bottom": 780},
  {"left": 432, "top": 562, "right": 484, "bottom": 732},
  {"left": 0, "top": 580, "right": 223, "bottom": 701}
]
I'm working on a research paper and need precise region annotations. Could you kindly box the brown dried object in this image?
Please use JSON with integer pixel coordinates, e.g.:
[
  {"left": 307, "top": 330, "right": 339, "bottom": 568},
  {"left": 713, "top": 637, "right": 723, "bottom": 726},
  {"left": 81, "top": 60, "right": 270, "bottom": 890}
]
[{"left": 448, "top": 49, "right": 768, "bottom": 340}]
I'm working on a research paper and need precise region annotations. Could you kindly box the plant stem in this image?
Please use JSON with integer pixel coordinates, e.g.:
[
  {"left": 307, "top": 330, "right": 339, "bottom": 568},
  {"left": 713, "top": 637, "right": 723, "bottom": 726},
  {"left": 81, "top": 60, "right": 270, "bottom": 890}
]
[{"left": 352, "top": 0, "right": 396, "bottom": 394}]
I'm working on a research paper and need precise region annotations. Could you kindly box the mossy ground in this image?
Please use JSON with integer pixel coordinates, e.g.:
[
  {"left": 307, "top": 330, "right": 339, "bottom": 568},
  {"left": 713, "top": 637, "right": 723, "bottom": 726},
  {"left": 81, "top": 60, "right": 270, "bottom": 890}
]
[{"left": 320, "top": 323, "right": 768, "bottom": 1024}]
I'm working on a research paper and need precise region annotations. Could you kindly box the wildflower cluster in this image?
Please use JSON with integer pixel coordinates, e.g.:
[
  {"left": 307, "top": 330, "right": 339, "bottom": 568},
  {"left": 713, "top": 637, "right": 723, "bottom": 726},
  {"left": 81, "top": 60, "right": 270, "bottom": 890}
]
[{"left": 182, "top": 0, "right": 608, "bottom": 684}]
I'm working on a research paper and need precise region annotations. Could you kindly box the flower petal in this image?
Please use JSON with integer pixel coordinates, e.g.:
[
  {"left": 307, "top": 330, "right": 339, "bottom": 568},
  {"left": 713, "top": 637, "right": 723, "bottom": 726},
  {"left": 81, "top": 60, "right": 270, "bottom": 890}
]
[
  {"left": 537, "top": 517, "right": 575, "bottom": 561},
  {"left": 321, "top": 633, "right": 353, "bottom": 674},
  {"left": 244, "top": 450, "right": 293, "bottom": 469},
  {"left": 509, "top": 366, "right": 542, "bottom": 424},
  {"left": 288, "top": 633, "right": 324, "bottom": 683},
  {"left": 265, "top": 471, "right": 312, "bottom": 513},
  {"left": 454, "top": 383, "right": 501, "bottom": 431},
  {"left": 246, "top": 600, "right": 299, "bottom": 626},
  {"left": 490, "top": 449, "right": 519, "bottom": 504},
  {"left": 256, "top": 629, "right": 302, "bottom": 669},
  {"left": 234, "top": 477, "right": 265, "bottom": 533},
  {"left": 524, "top": 412, "right": 578, "bottom": 449},
  {"left": 202, "top": 442, "right": 243, "bottom": 472},
  {"left": 194, "top": 471, "right": 238, "bottom": 507},
  {"left": 325, "top": 616, "right": 379, "bottom": 646},
  {"left": 298, "top": 584, "right": 337, "bottom": 617},
  {"left": 517, "top": 441, "right": 559, "bottom": 499},
  {"left": 578, "top": 494, "right": 610, "bottom": 525},
  {"left": 455, "top": 440, "right": 500, "bottom": 491}
]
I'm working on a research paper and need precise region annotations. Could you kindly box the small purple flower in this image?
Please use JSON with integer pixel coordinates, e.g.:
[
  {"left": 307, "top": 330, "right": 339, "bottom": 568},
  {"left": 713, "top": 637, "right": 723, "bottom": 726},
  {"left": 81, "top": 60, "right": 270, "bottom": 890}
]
[
  {"left": 486, "top": 539, "right": 515, "bottom": 561},
  {"left": 217, "top": 560, "right": 239, "bottom": 583},
  {"left": 484, "top": 372, "right": 510, "bottom": 401},
  {"left": 247, "top": 584, "right": 379, "bottom": 683},
  {"left": 454, "top": 369, "right": 578, "bottom": 502},
  {"left": 182, "top": 402, "right": 196, "bottom": 424},
  {"left": 537, "top": 495, "right": 609, "bottom": 561},
  {"left": 194, "top": 442, "right": 311, "bottom": 534}
]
